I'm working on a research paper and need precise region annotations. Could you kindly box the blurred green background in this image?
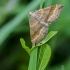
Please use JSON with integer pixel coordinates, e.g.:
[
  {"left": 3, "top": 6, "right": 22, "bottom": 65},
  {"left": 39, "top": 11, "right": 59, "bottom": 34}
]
[{"left": 0, "top": 0, "right": 70, "bottom": 70}]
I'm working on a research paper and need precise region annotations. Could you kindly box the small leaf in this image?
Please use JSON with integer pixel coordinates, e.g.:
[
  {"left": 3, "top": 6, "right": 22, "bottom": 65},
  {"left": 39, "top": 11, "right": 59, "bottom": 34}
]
[
  {"left": 20, "top": 38, "right": 31, "bottom": 55},
  {"left": 37, "top": 44, "right": 51, "bottom": 70},
  {"left": 37, "top": 31, "right": 57, "bottom": 46}
]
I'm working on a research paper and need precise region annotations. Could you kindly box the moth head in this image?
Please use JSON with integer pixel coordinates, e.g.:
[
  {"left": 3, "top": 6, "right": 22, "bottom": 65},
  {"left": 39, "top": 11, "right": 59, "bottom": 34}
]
[{"left": 56, "top": 4, "right": 63, "bottom": 11}]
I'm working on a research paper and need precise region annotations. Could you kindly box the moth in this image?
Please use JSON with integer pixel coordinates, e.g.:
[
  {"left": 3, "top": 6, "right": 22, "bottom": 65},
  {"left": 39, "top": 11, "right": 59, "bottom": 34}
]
[{"left": 29, "top": 4, "right": 63, "bottom": 46}]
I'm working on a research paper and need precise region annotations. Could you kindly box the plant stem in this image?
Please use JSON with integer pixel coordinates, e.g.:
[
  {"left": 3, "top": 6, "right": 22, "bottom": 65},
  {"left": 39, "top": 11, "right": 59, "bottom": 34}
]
[{"left": 28, "top": 46, "right": 38, "bottom": 70}]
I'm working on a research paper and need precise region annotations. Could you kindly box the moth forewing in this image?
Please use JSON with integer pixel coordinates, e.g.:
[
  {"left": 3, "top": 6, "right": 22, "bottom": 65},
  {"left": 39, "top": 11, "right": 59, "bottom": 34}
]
[{"left": 29, "top": 4, "right": 63, "bottom": 46}]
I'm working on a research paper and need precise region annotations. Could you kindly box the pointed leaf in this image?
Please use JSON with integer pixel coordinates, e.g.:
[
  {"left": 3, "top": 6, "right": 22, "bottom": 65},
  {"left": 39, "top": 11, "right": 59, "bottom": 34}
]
[{"left": 37, "top": 44, "right": 51, "bottom": 70}]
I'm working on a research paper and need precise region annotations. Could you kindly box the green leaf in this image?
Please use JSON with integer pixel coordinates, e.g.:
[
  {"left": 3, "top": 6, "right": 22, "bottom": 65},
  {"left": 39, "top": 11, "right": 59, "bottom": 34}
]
[
  {"left": 20, "top": 38, "right": 31, "bottom": 55},
  {"left": 37, "top": 44, "right": 51, "bottom": 70},
  {"left": 37, "top": 31, "right": 57, "bottom": 46}
]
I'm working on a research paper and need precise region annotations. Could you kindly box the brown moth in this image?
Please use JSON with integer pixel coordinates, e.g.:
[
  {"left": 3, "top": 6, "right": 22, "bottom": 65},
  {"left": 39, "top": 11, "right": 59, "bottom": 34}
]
[{"left": 29, "top": 4, "right": 63, "bottom": 46}]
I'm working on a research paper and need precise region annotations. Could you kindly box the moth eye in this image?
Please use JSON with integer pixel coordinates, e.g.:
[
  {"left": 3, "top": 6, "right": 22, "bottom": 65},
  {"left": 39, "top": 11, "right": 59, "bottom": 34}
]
[{"left": 59, "top": 5, "right": 63, "bottom": 9}]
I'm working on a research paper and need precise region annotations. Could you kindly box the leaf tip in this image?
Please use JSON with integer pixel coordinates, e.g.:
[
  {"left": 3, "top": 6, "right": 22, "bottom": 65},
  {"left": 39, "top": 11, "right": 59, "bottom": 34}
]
[{"left": 20, "top": 38, "right": 23, "bottom": 42}]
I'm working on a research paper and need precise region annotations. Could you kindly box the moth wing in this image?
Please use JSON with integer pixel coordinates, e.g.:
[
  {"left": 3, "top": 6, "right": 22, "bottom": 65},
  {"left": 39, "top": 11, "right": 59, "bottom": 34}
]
[
  {"left": 29, "top": 12, "right": 41, "bottom": 45},
  {"left": 29, "top": 6, "right": 51, "bottom": 26},
  {"left": 29, "top": 7, "right": 51, "bottom": 45},
  {"left": 33, "top": 6, "right": 51, "bottom": 21},
  {"left": 31, "top": 26, "right": 48, "bottom": 46},
  {"left": 29, "top": 13, "right": 49, "bottom": 45},
  {"left": 46, "top": 4, "right": 63, "bottom": 23}
]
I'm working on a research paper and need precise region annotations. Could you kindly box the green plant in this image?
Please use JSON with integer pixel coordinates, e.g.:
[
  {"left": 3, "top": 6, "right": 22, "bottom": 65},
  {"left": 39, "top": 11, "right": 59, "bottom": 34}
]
[
  {"left": 20, "top": 0, "right": 58, "bottom": 70},
  {"left": 20, "top": 31, "right": 57, "bottom": 70}
]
